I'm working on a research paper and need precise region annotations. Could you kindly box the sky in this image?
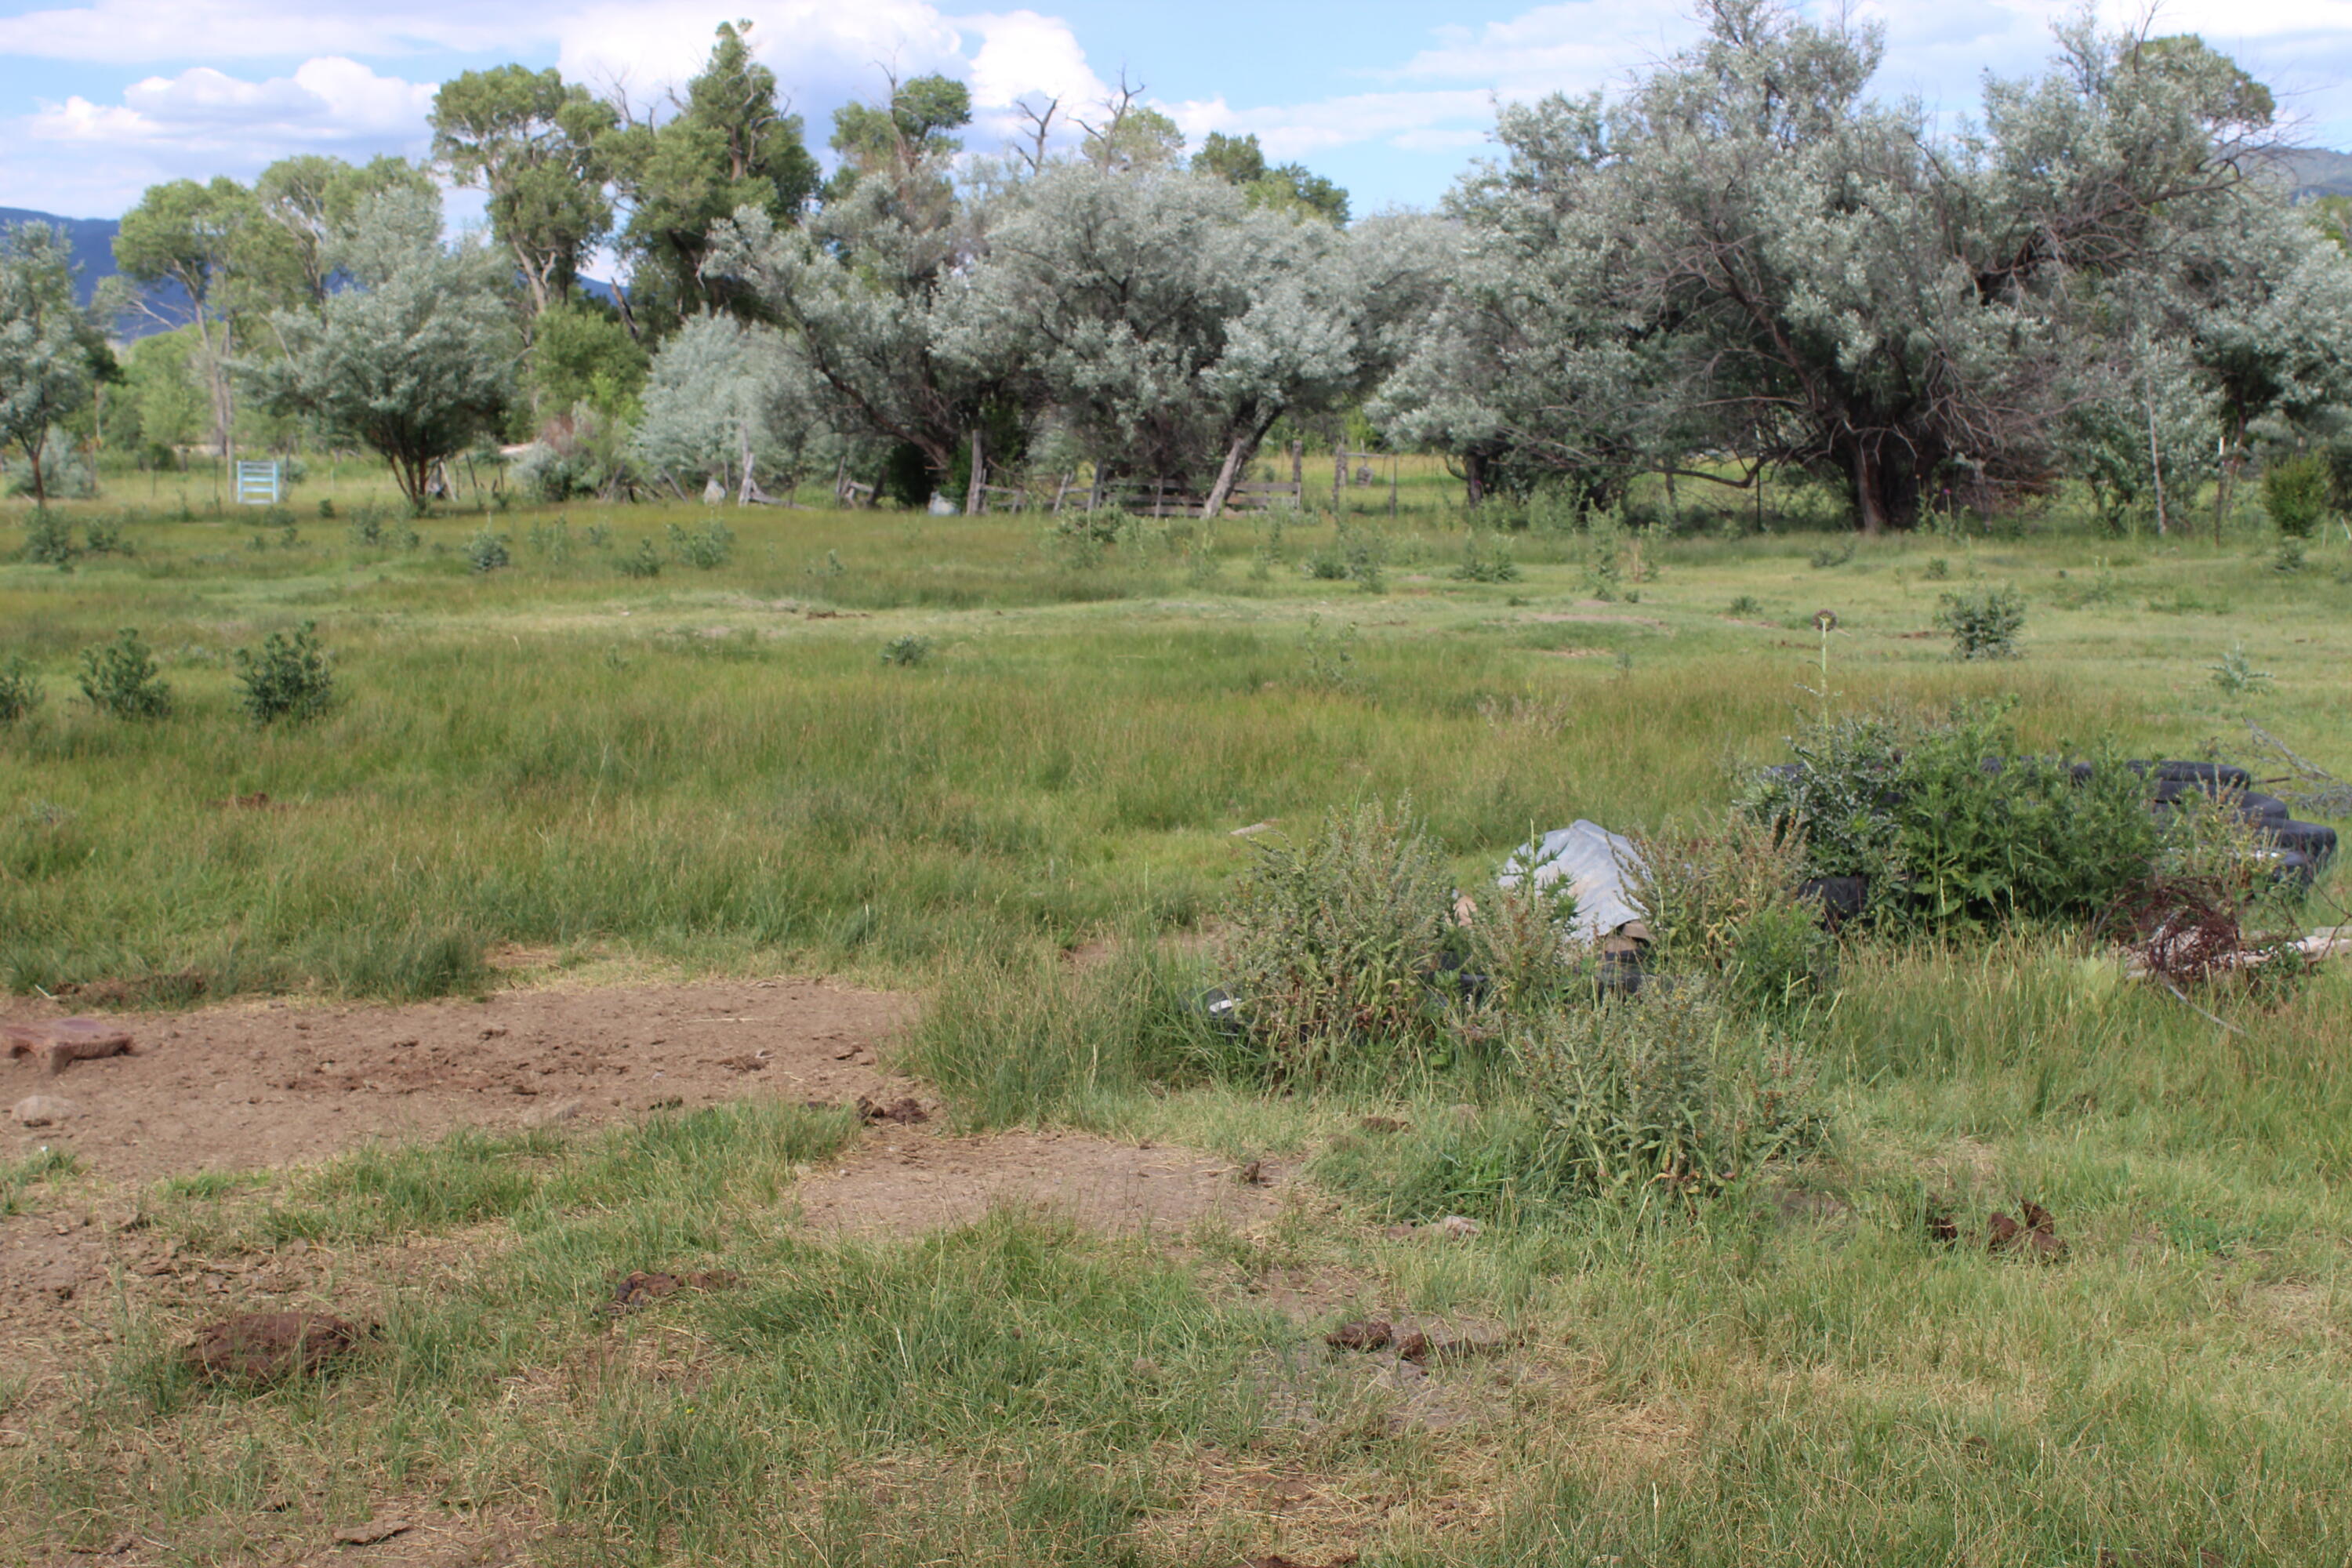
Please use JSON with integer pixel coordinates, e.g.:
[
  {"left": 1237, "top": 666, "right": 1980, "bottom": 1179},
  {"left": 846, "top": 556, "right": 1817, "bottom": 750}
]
[{"left": 0, "top": 0, "right": 2347, "bottom": 221}]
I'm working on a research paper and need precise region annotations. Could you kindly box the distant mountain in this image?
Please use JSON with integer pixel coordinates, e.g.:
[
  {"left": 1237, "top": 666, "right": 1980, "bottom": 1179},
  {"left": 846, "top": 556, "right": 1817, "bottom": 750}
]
[
  {"left": 2281, "top": 149, "right": 2352, "bottom": 201},
  {"left": 0, "top": 206, "right": 125, "bottom": 307}
]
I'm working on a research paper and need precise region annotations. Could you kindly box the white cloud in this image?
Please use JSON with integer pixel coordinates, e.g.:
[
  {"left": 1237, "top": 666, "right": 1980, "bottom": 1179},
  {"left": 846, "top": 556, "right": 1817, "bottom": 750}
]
[
  {"left": 1167, "top": 89, "right": 1497, "bottom": 160},
  {"left": 27, "top": 57, "right": 434, "bottom": 147}
]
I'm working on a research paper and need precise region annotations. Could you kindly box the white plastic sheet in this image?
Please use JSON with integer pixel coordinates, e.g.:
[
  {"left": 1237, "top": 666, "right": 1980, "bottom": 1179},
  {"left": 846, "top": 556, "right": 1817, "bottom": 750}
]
[{"left": 1496, "top": 820, "right": 1648, "bottom": 946}]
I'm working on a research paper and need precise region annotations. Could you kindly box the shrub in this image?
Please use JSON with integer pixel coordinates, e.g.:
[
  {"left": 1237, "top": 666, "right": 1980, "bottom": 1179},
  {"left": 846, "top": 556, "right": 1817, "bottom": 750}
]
[
  {"left": 466, "top": 526, "right": 510, "bottom": 573},
  {"left": 2263, "top": 454, "right": 2330, "bottom": 538},
  {"left": 1808, "top": 538, "right": 1856, "bottom": 568},
  {"left": 2209, "top": 644, "right": 2273, "bottom": 696},
  {"left": 1923, "top": 556, "right": 1950, "bottom": 580},
  {"left": 78, "top": 629, "right": 172, "bottom": 720},
  {"left": 1935, "top": 586, "right": 2024, "bottom": 659},
  {"left": 1727, "top": 594, "right": 1762, "bottom": 616},
  {"left": 1218, "top": 799, "right": 1454, "bottom": 1080},
  {"left": 527, "top": 517, "right": 572, "bottom": 563},
  {"left": 667, "top": 517, "right": 734, "bottom": 568},
  {"left": 1450, "top": 532, "right": 1522, "bottom": 583},
  {"left": 0, "top": 658, "right": 42, "bottom": 725},
  {"left": 82, "top": 515, "right": 132, "bottom": 556},
  {"left": 233, "top": 621, "right": 336, "bottom": 725},
  {"left": 880, "top": 633, "right": 933, "bottom": 667},
  {"left": 21, "top": 510, "right": 76, "bottom": 565},
  {"left": 618, "top": 539, "right": 662, "bottom": 579},
  {"left": 1739, "top": 706, "right": 2161, "bottom": 927}
]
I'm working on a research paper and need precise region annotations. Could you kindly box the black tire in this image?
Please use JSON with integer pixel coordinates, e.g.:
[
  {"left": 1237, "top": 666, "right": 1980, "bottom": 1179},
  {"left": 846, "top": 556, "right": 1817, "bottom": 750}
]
[
  {"left": 2265, "top": 851, "right": 2318, "bottom": 891},
  {"left": 2266, "top": 820, "right": 2339, "bottom": 865},
  {"left": 1798, "top": 876, "right": 1869, "bottom": 927},
  {"left": 2234, "top": 791, "right": 2291, "bottom": 826},
  {"left": 2151, "top": 760, "right": 2252, "bottom": 792}
]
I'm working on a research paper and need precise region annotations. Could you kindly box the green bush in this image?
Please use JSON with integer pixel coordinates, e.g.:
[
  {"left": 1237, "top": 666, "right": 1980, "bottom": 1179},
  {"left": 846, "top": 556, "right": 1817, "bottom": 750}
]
[
  {"left": 0, "top": 657, "right": 42, "bottom": 725},
  {"left": 1218, "top": 799, "right": 1454, "bottom": 1080},
  {"left": 2263, "top": 454, "right": 2331, "bottom": 538},
  {"left": 78, "top": 629, "right": 172, "bottom": 720},
  {"left": 466, "top": 526, "right": 511, "bottom": 573},
  {"left": 82, "top": 514, "right": 132, "bottom": 556},
  {"left": 1935, "top": 586, "right": 2025, "bottom": 659},
  {"left": 1739, "top": 706, "right": 2162, "bottom": 927},
  {"left": 668, "top": 517, "right": 734, "bottom": 568},
  {"left": 618, "top": 539, "right": 662, "bottom": 578},
  {"left": 1450, "top": 532, "right": 1522, "bottom": 583},
  {"left": 21, "top": 510, "right": 76, "bottom": 565},
  {"left": 233, "top": 621, "right": 336, "bottom": 725},
  {"left": 880, "top": 633, "right": 934, "bottom": 667}
]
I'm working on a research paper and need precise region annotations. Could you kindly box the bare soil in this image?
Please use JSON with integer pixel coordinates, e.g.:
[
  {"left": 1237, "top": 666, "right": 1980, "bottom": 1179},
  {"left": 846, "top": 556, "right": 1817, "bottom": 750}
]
[
  {"left": 2, "top": 977, "right": 913, "bottom": 1187},
  {"left": 795, "top": 1128, "right": 1294, "bottom": 1236}
]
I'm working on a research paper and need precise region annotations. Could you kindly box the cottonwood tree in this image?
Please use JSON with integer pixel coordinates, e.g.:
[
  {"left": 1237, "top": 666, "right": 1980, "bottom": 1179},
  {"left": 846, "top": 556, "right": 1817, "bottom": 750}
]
[
  {"left": 430, "top": 65, "right": 618, "bottom": 316},
  {"left": 606, "top": 22, "right": 821, "bottom": 330},
  {"left": 114, "top": 176, "right": 262, "bottom": 453},
  {"left": 252, "top": 154, "right": 435, "bottom": 306},
  {"left": 245, "top": 191, "right": 517, "bottom": 506},
  {"left": 0, "top": 223, "right": 112, "bottom": 504}
]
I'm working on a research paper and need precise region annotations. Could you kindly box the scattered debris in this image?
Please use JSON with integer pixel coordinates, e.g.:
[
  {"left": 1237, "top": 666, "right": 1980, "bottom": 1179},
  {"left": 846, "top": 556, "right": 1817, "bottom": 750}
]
[
  {"left": 1436, "top": 1214, "right": 1483, "bottom": 1240},
  {"left": 1237, "top": 1158, "right": 1269, "bottom": 1185},
  {"left": 187, "top": 1312, "right": 367, "bottom": 1383},
  {"left": 5, "top": 1018, "right": 134, "bottom": 1075},
  {"left": 608, "top": 1269, "right": 740, "bottom": 1315},
  {"left": 1987, "top": 1202, "right": 2067, "bottom": 1261},
  {"left": 64, "top": 1535, "right": 137, "bottom": 1556},
  {"left": 11, "top": 1094, "right": 78, "bottom": 1127},
  {"left": 1497, "top": 820, "right": 1648, "bottom": 949},
  {"left": 1924, "top": 1205, "right": 1961, "bottom": 1247},
  {"left": 1326, "top": 1319, "right": 1393, "bottom": 1352},
  {"left": 855, "top": 1095, "right": 927, "bottom": 1125},
  {"left": 1240, "top": 1555, "right": 1358, "bottom": 1568},
  {"left": 712, "top": 1052, "right": 769, "bottom": 1073},
  {"left": 332, "top": 1520, "right": 414, "bottom": 1546}
]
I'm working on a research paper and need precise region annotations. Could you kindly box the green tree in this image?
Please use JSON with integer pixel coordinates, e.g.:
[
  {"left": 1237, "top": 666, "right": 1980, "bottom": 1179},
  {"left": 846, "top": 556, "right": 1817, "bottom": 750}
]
[
  {"left": 608, "top": 22, "right": 821, "bottom": 329},
  {"left": 245, "top": 192, "right": 517, "bottom": 505},
  {"left": 0, "top": 222, "right": 112, "bottom": 504},
  {"left": 826, "top": 71, "right": 971, "bottom": 207},
  {"left": 528, "top": 298, "right": 649, "bottom": 423},
  {"left": 122, "top": 326, "right": 206, "bottom": 458},
  {"left": 254, "top": 154, "right": 435, "bottom": 305},
  {"left": 114, "top": 176, "right": 260, "bottom": 452},
  {"left": 1192, "top": 131, "right": 1350, "bottom": 223},
  {"left": 430, "top": 64, "right": 617, "bottom": 315}
]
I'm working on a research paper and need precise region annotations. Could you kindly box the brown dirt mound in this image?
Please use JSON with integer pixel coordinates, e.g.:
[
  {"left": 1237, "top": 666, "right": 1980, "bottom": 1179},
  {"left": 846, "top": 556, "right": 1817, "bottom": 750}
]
[
  {"left": 187, "top": 1310, "right": 366, "bottom": 1383},
  {"left": 0, "top": 977, "right": 912, "bottom": 1186}
]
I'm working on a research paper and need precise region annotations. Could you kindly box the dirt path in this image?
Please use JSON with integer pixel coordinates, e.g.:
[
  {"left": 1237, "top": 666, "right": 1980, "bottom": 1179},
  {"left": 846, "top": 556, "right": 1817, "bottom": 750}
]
[{"left": 2, "top": 978, "right": 914, "bottom": 1187}]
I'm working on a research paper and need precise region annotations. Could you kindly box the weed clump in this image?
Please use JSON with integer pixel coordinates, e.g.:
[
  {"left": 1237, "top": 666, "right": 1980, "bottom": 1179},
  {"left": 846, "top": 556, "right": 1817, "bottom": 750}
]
[
  {"left": 618, "top": 539, "right": 662, "bottom": 578},
  {"left": 1936, "top": 586, "right": 2025, "bottom": 659},
  {"left": 0, "top": 657, "right": 41, "bottom": 725},
  {"left": 21, "top": 510, "right": 76, "bottom": 566},
  {"left": 78, "top": 629, "right": 172, "bottom": 720},
  {"left": 1219, "top": 799, "right": 1453, "bottom": 1080},
  {"left": 233, "top": 621, "right": 336, "bottom": 725},
  {"left": 668, "top": 517, "right": 734, "bottom": 568},
  {"left": 1509, "top": 988, "right": 1826, "bottom": 1199},
  {"left": 466, "top": 526, "right": 511, "bottom": 573},
  {"left": 1450, "top": 532, "right": 1522, "bottom": 583},
  {"left": 880, "top": 633, "right": 933, "bottom": 667},
  {"left": 2263, "top": 454, "right": 2330, "bottom": 538}
]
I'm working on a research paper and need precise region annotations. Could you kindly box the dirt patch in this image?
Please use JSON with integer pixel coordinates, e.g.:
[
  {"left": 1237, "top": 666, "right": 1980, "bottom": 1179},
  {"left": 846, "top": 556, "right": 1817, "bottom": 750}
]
[
  {"left": 792, "top": 1129, "right": 1291, "bottom": 1236},
  {"left": 0, "top": 978, "right": 912, "bottom": 1188}
]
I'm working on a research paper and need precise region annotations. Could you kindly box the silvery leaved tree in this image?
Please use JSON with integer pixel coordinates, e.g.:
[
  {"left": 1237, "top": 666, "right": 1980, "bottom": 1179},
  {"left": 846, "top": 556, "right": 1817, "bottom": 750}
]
[
  {"left": 0, "top": 223, "right": 112, "bottom": 506},
  {"left": 243, "top": 191, "right": 517, "bottom": 506}
]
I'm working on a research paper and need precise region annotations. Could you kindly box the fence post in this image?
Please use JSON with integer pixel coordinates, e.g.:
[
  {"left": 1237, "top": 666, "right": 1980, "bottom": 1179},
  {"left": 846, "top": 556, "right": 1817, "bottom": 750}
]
[{"left": 1332, "top": 446, "right": 1344, "bottom": 514}]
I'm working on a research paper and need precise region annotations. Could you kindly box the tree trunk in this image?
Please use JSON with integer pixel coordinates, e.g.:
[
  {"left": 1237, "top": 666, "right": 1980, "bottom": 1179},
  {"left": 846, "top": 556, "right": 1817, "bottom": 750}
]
[
  {"left": 964, "top": 428, "right": 985, "bottom": 517},
  {"left": 1202, "top": 430, "right": 1254, "bottom": 519},
  {"left": 1850, "top": 443, "right": 1887, "bottom": 535},
  {"left": 1463, "top": 448, "right": 1486, "bottom": 506}
]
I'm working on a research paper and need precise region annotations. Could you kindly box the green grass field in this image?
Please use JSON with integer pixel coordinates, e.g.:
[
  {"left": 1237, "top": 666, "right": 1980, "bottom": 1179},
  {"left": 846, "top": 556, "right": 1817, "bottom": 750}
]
[{"left": 5, "top": 477, "right": 2352, "bottom": 1564}]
